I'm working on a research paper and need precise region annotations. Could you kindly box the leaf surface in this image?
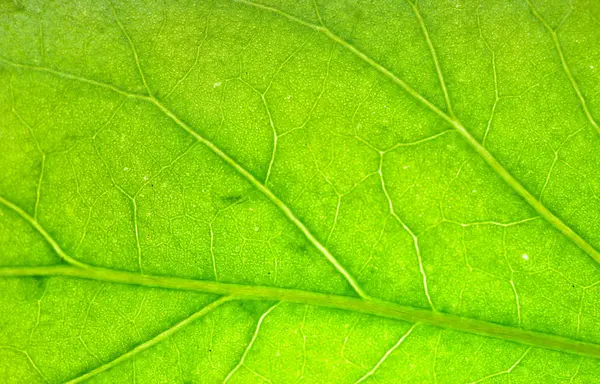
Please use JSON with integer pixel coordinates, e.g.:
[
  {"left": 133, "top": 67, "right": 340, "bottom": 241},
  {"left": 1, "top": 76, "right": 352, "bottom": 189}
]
[{"left": 1, "top": 0, "right": 600, "bottom": 383}]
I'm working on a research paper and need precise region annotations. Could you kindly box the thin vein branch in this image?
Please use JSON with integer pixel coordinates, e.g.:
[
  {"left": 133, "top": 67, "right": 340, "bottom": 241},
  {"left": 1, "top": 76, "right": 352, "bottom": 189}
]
[
  {"left": 149, "top": 98, "right": 370, "bottom": 300},
  {"left": 0, "top": 195, "right": 90, "bottom": 269},
  {"left": 354, "top": 323, "right": 418, "bottom": 383},
  {"left": 525, "top": 0, "right": 600, "bottom": 137},
  {"left": 65, "top": 296, "right": 232, "bottom": 384},
  {"left": 408, "top": 1, "right": 455, "bottom": 116},
  {"left": 379, "top": 155, "right": 435, "bottom": 310},
  {"left": 0, "top": 56, "right": 148, "bottom": 99},
  {"left": 223, "top": 302, "right": 280, "bottom": 383},
  {"left": 110, "top": 3, "right": 153, "bottom": 96}
]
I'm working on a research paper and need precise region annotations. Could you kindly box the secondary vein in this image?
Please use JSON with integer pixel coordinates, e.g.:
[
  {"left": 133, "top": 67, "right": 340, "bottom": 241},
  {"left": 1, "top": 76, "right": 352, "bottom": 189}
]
[
  {"left": 64, "top": 296, "right": 232, "bottom": 384},
  {"left": 0, "top": 196, "right": 90, "bottom": 269},
  {"left": 233, "top": 0, "right": 600, "bottom": 265},
  {"left": 149, "top": 97, "right": 370, "bottom": 300}
]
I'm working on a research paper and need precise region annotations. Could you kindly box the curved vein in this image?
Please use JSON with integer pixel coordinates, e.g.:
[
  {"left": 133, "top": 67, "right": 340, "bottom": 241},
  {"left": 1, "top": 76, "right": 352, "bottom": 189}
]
[
  {"left": 408, "top": 0, "right": 454, "bottom": 116},
  {"left": 0, "top": 57, "right": 147, "bottom": 99},
  {"left": 525, "top": 0, "right": 600, "bottom": 136},
  {"left": 110, "top": 3, "right": 153, "bottom": 96},
  {"left": 0, "top": 195, "right": 90, "bottom": 269},
  {"left": 64, "top": 296, "right": 232, "bottom": 384},
  {"left": 234, "top": 0, "right": 600, "bottom": 265},
  {"left": 149, "top": 98, "right": 370, "bottom": 300},
  {"left": 223, "top": 302, "right": 280, "bottom": 383},
  {"left": 354, "top": 323, "right": 418, "bottom": 384},
  {"left": 2, "top": 264, "right": 600, "bottom": 360}
]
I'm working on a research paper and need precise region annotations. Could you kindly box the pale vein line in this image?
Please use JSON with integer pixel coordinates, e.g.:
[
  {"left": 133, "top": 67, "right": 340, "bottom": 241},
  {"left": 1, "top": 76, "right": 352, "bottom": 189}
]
[
  {"left": 210, "top": 221, "right": 218, "bottom": 280},
  {"left": 408, "top": 1, "right": 455, "bottom": 116},
  {"left": 164, "top": 12, "right": 211, "bottom": 99},
  {"left": 510, "top": 280, "right": 522, "bottom": 327},
  {"left": 354, "top": 323, "right": 418, "bottom": 384},
  {"left": 467, "top": 346, "right": 531, "bottom": 384},
  {"left": 233, "top": 0, "right": 452, "bottom": 124},
  {"left": 262, "top": 94, "right": 278, "bottom": 185},
  {"left": 223, "top": 303, "right": 280, "bottom": 383},
  {"left": 149, "top": 98, "right": 370, "bottom": 300},
  {"left": 234, "top": 0, "right": 600, "bottom": 265},
  {"left": 9, "top": 76, "right": 46, "bottom": 221},
  {"left": 378, "top": 155, "right": 435, "bottom": 310},
  {"left": 259, "top": 41, "right": 308, "bottom": 184},
  {"left": 477, "top": 8, "right": 500, "bottom": 146},
  {"left": 2, "top": 29, "right": 370, "bottom": 298},
  {"left": 3, "top": 265, "right": 600, "bottom": 359},
  {"left": 110, "top": 3, "right": 152, "bottom": 96},
  {"left": 525, "top": 0, "right": 600, "bottom": 136},
  {"left": 297, "top": 305, "right": 308, "bottom": 384},
  {"left": 0, "top": 347, "right": 49, "bottom": 384},
  {"left": 384, "top": 129, "right": 454, "bottom": 153},
  {"left": 65, "top": 296, "right": 232, "bottom": 384},
  {"left": 0, "top": 196, "right": 89, "bottom": 269},
  {"left": 132, "top": 199, "right": 143, "bottom": 273},
  {"left": 0, "top": 57, "right": 147, "bottom": 99}
]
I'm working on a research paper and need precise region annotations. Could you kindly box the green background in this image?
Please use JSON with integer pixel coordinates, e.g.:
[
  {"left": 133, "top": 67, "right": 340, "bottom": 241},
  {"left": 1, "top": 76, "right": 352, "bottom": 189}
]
[{"left": 1, "top": 0, "right": 600, "bottom": 382}]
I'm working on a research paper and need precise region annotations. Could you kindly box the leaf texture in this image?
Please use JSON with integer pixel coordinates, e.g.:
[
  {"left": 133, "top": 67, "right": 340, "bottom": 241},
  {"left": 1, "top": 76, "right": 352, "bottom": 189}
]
[{"left": 1, "top": 0, "right": 600, "bottom": 383}]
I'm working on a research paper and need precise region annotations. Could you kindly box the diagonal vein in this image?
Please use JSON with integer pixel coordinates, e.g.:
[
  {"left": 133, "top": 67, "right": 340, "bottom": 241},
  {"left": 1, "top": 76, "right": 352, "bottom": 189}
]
[
  {"left": 110, "top": 3, "right": 153, "bottom": 96},
  {"left": 90, "top": 10, "right": 369, "bottom": 300},
  {"left": 234, "top": 0, "right": 600, "bottom": 265},
  {"left": 0, "top": 195, "right": 90, "bottom": 269},
  {"left": 408, "top": 0, "right": 455, "bottom": 117},
  {"left": 354, "top": 323, "right": 418, "bottom": 383},
  {"left": 0, "top": 57, "right": 147, "bottom": 99},
  {"left": 524, "top": 0, "right": 600, "bottom": 136},
  {"left": 223, "top": 302, "right": 280, "bottom": 383},
  {"left": 64, "top": 296, "right": 232, "bottom": 384},
  {"left": 2, "top": 265, "right": 600, "bottom": 360},
  {"left": 149, "top": 98, "right": 370, "bottom": 300}
]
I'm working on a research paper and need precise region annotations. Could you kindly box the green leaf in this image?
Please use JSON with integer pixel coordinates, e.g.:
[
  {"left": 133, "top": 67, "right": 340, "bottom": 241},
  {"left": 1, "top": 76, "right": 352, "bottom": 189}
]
[{"left": 1, "top": 0, "right": 600, "bottom": 382}]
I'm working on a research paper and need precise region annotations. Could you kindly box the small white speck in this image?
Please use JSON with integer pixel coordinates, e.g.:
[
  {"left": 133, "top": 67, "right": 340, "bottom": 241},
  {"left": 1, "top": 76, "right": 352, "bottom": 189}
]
[
  {"left": 472, "top": 189, "right": 477, "bottom": 193},
  {"left": 403, "top": 165, "right": 410, "bottom": 169},
  {"left": 143, "top": 175, "right": 148, "bottom": 181},
  {"left": 286, "top": 95, "right": 291, "bottom": 100},
  {"left": 522, "top": 253, "right": 529, "bottom": 261},
  {"left": 254, "top": 227, "right": 259, "bottom": 232},
  {"left": 591, "top": 66, "right": 595, "bottom": 69},
  {"left": 124, "top": 167, "right": 129, "bottom": 171},
  {"left": 213, "top": 82, "right": 222, "bottom": 88},
  {"left": 249, "top": 208, "right": 253, "bottom": 211},
  {"left": 146, "top": 212, "right": 151, "bottom": 216}
]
